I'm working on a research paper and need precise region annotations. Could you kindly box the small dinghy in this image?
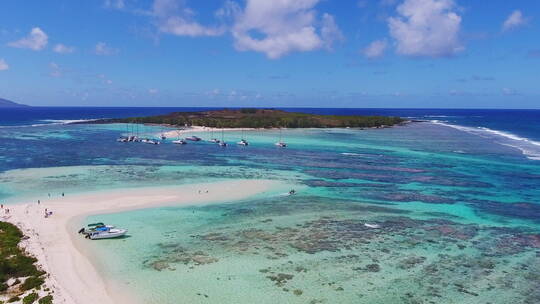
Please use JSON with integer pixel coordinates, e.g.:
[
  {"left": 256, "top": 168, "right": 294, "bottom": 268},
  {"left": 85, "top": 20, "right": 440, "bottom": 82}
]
[{"left": 364, "top": 223, "right": 380, "bottom": 229}]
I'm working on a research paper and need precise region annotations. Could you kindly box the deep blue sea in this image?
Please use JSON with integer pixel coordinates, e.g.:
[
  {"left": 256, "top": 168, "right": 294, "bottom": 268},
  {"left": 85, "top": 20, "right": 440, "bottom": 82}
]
[{"left": 1, "top": 107, "right": 539, "bottom": 303}]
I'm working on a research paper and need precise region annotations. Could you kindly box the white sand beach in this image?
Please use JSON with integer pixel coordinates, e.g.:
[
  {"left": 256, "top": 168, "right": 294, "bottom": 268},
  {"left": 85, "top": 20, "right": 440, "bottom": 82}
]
[
  {"left": 160, "top": 126, "right": 260, "bottom": 139},
  {"left": 2, "top": 179, "right": 288, "bottom": 304}
]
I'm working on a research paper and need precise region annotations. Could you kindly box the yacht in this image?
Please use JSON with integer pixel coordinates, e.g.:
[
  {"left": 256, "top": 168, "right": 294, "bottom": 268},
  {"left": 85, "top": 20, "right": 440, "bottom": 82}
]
[
  {"left": 185, "top": 136, "right": 202, "bottom": 141},
  {"left": 237, "top": 139, "right": 249, "bottom": 146},
  {"left": 275, "top": 129, "right": 287, "bottom": 147},
  {"left": 218, "top": 129, "right": 227, "bottom": 147}
]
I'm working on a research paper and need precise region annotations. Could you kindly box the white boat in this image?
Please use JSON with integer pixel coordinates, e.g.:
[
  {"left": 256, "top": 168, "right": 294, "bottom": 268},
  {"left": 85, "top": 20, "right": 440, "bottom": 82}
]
[
  {"left": 364, "top": 223, "right": 380, "bottom": 229},
  {"left": 172, "top": 139, "right": 187, "bottom": 145},
  {"left": 78, "top": 223, "right": 115, "bottom": 235},
  {"left": 237, "top": 139, "right": 249, "bottom": 146},
  {"left": 88, "top": 228, "right": 128, "bottom": 240},
  {"left": 117, "top": 137, "right": 128, "bottom": 142},
  {"left": 185, "top": 136, "right": 202, "bottom": 141},
  {"left": 209, "top": 138, "right": 220, "bottom": 143},
  {"left": 275, "top": 129, "right": 287, "bottom": 147},
  {"left": 219, "top": 129, "right": 227, "bottom": 147},
  {"left": 219, "top": 141, "right": 228, "bottom": 147}
]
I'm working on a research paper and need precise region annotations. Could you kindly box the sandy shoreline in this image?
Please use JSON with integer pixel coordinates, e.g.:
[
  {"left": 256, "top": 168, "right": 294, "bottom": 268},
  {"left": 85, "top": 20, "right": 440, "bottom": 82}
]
[
  {"left": 158, "top": 126, "right": 260, "bottom": 139},
  {"left": 2, "top": 179, "right": 289, "bottom": 304}
]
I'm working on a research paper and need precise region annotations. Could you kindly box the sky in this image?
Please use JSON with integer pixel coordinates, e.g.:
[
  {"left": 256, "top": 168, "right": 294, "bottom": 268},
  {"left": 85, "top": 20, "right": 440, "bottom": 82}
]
[{"left": 0, "top": 0, "right": 539, "bottom": 108}]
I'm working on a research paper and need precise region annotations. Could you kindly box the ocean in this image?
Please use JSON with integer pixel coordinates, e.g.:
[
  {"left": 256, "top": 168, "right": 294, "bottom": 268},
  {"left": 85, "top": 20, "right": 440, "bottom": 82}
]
[{"left": 0, "top": 107, "right": 539, "bottom": 303}]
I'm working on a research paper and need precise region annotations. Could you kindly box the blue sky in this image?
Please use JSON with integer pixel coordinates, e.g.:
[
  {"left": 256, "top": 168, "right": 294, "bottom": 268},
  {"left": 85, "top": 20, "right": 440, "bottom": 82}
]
[{"left": 0, "top": 0, "right": 539, "bottom": 108}]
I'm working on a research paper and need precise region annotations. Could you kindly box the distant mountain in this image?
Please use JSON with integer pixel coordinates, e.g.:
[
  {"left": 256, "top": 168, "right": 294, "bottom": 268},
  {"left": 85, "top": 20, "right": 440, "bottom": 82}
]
[{"left": 0, "top": 98, "right": 29, "bottom": 108}]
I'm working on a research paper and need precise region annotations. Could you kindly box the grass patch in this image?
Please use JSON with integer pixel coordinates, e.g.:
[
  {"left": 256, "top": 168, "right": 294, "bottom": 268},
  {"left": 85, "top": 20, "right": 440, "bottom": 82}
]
[
  {"left": 23, "top": 292, "right": 38, "bottom": 304},
  {"left": 0, "top": 222, "right": 45, "bottom": 295},
  {"left": 38, "top": 295, "right": 53, "bottom": 304}
]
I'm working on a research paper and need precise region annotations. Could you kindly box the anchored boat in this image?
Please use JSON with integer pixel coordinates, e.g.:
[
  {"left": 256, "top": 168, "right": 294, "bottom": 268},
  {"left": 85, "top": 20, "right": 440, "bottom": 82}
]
[
  {"left": 78, "top": 223, "right": 127, "bottom": 239},
  {"left": 86, "top": 228, "right": 127, "bottom": 240}
]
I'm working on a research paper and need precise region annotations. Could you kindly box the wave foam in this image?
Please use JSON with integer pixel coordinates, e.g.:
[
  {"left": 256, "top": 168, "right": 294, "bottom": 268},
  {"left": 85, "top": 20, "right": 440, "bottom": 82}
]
[
  {"left": 430, "top": 121, "right": 540, "bottom": 160},
  {"left": 0, "top": 119, "right": 98, "bottom": 128}
]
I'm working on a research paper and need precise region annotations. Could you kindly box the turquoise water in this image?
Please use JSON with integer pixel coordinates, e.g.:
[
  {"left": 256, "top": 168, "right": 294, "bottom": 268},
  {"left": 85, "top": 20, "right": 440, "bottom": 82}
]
[{"left": 1, "top": 120, "right": 540, "bottom": 303}]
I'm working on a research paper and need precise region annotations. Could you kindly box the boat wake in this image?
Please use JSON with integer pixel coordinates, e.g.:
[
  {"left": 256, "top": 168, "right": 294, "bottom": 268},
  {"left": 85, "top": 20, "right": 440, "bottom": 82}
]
[
  {"left": 430, "top": 120, "right": 540, "bottom": 160},
  {"left": 0, "top": 119, "right": 99, "bottom": 128}
]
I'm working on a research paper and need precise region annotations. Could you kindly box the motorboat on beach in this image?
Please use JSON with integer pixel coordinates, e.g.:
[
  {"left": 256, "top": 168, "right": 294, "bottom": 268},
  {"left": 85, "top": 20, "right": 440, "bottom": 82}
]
[
  {"left": 87, "top": 228, "right": 128, "bottom": 240},
  {"left": 78, "top": 222, "right": 115, "bottom": 235},
  {"left": 78, "top": 223, "right": 127, "bottom": 240}
]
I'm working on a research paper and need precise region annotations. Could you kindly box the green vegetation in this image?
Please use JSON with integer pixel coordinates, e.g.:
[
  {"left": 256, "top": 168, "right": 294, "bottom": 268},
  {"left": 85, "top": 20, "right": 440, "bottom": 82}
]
[
  {"left": 22, "top": 292, "right": 38, "bottom": 304},
  {"left": 38, "top": 295, "right": 53, "bottom": 304},
  {"left": 21, "top": 277, "right": 44, "bottom": 291},
  {"left": 97, "top": 109, "right": 404, "bottom": 129},
  {"left": 0, "top": 222, "right": 45, "bottom": 296}
]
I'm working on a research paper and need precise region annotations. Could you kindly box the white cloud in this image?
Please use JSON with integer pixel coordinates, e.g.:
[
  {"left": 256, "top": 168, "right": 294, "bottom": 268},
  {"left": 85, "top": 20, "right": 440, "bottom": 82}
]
[
  {"left": 49, "top": 62, "right": 62, "bottom": 77},
  {"left": 152, "top": 0, "right": 225, "bottom": 37},
  {"left": 53, "top": 43, "right": 75, "bottom": 54},
  {"left": 363, "top": 39, "right": 387, "bottom": 58},
  {"left": 231, "top": 0, "right": 342, "bottom": 59},
  {"left": 0, "top": 59, "right": 9, "bottom": 71},
  {"left": 388, "top": 0, "right": 463, "bottom": 57},
  {"left": 321, "top": 13, "right": 344, "bottom": 50},
  {"left": 502, "top": 10, "right": 527, "bottom": 32},
  {"left": 94, "top": 42, "right": 119, "bottom": 55},
  {"left": 502, "top": 88, "right": 519, "bottom": 96},
  {"left": 104, "top": 0, "right": 125, "bottom": 9},
  {"left": 7, "top": 27, "right": 48, "bottom": 51},
  {"left": 148, "top": 88, "right": 159, "bottom": 94}
]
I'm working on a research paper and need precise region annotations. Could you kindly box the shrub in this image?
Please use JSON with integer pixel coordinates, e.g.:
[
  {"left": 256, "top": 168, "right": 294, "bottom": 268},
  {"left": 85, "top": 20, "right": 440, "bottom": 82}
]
[
  {"left": 38, "top": 295, "right": 53, "bottom": 304},
  {"left": 23, "top": 292, "right": 39, "bottom": 304},
  {"left": 21, "top": 276, "right": 44, "bottom": 291}
]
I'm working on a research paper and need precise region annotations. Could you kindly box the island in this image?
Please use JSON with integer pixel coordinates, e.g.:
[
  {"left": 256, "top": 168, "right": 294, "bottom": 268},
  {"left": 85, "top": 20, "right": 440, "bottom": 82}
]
[
  {"left": 0, "top": 98, "right": 29, "bottom": 108},
  {"left": 92, "top": 109, "right": 405, "bottom": 129}
]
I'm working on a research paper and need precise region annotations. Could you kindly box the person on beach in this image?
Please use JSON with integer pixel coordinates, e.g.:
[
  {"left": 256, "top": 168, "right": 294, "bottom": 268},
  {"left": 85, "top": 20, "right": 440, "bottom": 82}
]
[
  {"left": 38, "top": 200, "right": 40, "bottom": 204},
  {"left": 62, "top": 192, "right": 64, "bottom": 197},
  {"left": 1, "top": 204, "right": 3, "bottom": 209}
]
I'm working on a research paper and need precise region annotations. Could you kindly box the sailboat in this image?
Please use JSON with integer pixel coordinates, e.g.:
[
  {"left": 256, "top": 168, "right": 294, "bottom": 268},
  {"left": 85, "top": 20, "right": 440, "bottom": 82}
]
[
  {"left": 172, "top": 130, "right": 187, "bottom": 145},
  {"left": 209, "top": 128, "right": 220, "bottom": 143},
  {"left": 275, "top": 128, "right": 287, "bottom": 147},
  {"left": 237, "top": 129, "right": 249, "bottom": 146},
  {"left": 219, "top": 128, "right": 227, "bottom": 147},
  {"left": 117, "top": 123, "right": 129, "bottom": 142}
]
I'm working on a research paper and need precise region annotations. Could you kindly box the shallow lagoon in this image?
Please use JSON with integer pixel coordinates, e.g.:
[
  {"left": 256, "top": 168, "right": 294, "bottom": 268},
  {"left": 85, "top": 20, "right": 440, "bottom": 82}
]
[{"left": 1, "top": 121, "right": 539, "bottom": 303}]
